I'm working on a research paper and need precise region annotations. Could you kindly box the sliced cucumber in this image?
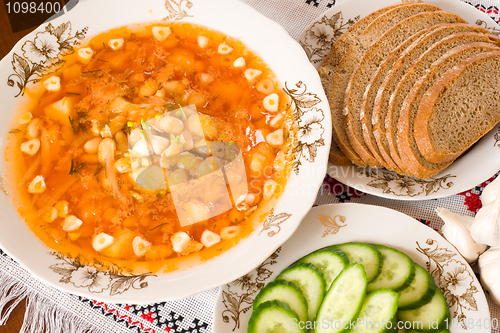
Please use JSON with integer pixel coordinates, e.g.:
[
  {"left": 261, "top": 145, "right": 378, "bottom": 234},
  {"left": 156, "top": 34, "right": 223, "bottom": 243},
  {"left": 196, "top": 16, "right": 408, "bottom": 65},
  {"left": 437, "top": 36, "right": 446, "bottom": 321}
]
[
  {"left": 297, "top": 247, "right": 349, "bottom": 288},
  {"left": 398, "top": 264, "right": 436, "bottom": 310},
  {"left": 248, "top": 300, "right": 306, "bottom": 333},
  {"left": 314, "top": 264, "right": 367, "bottom": 333},
  {"left": 367, "top": 245, "right": 415, "bottom": 292},
  {"left": 350, "top": 289, "right": 399, "bottom": 333},
  {"left": 397, "top": 287, "right": 450, "bottom": 332},
  {"left": 276, "top": 263, "right": 326, "bottom": 321},
  {"left": 334, "top": 243, "right": 383, "bottom": 283},
  {"left": 254, "top": 280, "right": 308, "bottom": 323}
]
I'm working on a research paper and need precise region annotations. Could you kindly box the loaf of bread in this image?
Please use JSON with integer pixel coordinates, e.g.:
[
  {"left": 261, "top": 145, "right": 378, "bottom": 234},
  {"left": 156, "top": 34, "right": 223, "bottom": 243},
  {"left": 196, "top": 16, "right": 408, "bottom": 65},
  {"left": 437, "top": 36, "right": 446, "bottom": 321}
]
[{"left": 320, "top": 3, "right": 500, "bottom": 179}]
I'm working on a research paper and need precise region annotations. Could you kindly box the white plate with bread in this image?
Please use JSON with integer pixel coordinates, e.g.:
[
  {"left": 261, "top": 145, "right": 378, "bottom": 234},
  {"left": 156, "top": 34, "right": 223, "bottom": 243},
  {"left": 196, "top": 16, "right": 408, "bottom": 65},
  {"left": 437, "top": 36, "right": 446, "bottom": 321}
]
[{"left": 299, "top": 0, "right": 500, "bottom": 200}]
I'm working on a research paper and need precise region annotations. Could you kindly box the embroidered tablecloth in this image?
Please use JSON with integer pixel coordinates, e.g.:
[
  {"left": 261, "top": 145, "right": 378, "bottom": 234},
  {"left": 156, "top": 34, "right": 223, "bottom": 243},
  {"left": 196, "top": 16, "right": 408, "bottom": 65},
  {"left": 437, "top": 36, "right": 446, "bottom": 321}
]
[{"left": 1, "top": 0, "right": 500, "bottom": 332}]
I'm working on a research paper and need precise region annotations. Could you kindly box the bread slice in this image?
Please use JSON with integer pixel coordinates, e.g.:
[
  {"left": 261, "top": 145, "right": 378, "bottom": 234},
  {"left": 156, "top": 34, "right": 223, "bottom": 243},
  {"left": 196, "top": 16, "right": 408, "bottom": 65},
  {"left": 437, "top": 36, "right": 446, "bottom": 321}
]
[
  {"left": 329, "top": 138, "right": 353, "bottom": 166},
  {"left": 414, "top": 50, "right": 500, "bottom": 164},
  {"left": 365, "top": 24, "right": 489, "bottom": 173},
  {"left": 328, "top": 3, "right": 440, "bottom": 167},
  {"left": 344, "top": 11, "right": 465, "bottom": 167},
  {"left": 398, "top": 42, "right": 500, "bottom": 178},
  {"left": 380, "top": 27, "right": 494, "bottom": 173},
  {"left": 318, "top": 4, "right": 403, "bottom": 96}
]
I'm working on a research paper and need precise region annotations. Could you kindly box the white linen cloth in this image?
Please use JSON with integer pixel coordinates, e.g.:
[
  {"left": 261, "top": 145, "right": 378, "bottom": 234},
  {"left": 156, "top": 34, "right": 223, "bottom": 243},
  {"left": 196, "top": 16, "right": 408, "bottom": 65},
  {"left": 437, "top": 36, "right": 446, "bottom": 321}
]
[{"left": 1, "top": 0, "right": 499, "bottom": 332}]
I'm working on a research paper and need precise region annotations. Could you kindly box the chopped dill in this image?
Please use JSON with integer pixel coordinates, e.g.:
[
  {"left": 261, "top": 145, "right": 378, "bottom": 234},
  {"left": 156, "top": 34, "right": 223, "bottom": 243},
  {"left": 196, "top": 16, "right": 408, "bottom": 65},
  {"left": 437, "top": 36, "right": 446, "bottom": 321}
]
[
  {"left": 164, "top": 103, "right": 179, "bottom": 111},
  {"left": 95, "top": 58, "right": 108, "bottom": 63},
  {"left": 69, "top": 159, "right": 86, "bottom": 176},
  {"left": 69, "top": 112, "right": 89, "bottom": 135},
  {"left": 81, "top": 69, "right": 102, "bottom": 75},
  {"left": 148, "top": 223, "right": 168, "bottom": 236},
  {"left": 141, "top": 55, "right": 150, "bottom": 66},
  {"left": 9, "top": 129, "right": 21, "bottom": 134},
  {"left": 213, "top": 94, "right": 220, "bottom": 100},
  {"left": 66, "top": 92, "right": 81, "bottom": 96},
  {"left": 217, "top": 75, "right": 228, "bottom": 84},
  {"left": 94, "top": 165, "right": 103, "bottom": 176}
]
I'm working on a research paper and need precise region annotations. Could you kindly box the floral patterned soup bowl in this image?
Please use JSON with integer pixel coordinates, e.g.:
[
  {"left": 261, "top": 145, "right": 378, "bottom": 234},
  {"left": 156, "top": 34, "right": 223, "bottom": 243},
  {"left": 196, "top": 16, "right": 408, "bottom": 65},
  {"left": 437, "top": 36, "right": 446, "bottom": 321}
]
[{"left": 0, "top": 0, "right": 331, "bottom": 303}]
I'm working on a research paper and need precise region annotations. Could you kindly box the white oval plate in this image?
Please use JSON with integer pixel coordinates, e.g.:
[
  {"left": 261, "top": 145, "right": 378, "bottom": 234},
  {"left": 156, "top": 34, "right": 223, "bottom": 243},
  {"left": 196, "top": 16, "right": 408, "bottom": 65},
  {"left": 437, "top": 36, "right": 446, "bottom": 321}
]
[
  {"left": 0, "top": 0, "right": 331, "bottom": 303},
  {"left": 213, "top": 203, "right": 490, "bottom": 333},
  {"left": 298, "top": 0, "right": 500, "bottom": 200}
]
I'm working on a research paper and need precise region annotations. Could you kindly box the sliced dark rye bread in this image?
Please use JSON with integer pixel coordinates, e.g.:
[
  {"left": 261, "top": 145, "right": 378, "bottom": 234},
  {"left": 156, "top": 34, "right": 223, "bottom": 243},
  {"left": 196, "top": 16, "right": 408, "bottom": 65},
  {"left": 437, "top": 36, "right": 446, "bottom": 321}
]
[
  {"left": 344, "top": 11, "right": 465, "bottom": 167},
  {"left": 318, "top": 4, "right": 404, "bottom": 96},
  {"left": 392, "top": 32, "right": 500, "bottom": 176},
  {"left": 414, "top": 50, "right": 500, "bottom": 164},
  {"left": 380, "top": 27, "right": 494, "bottom": 173},
  {"left": 398, "top": 42, "right": 500, "bottom": 178},
  {"left": 320, "top": 4, "right": 406, "bottom": 165},
  {"left": 358, "top": 4, "right": 441, "bottom": 48},
  {"left": 364, "top": 24, "right": 489, "bottom": 173},
  {"left": 328, "top": 3, "right": 440, "bottom": 167},
  {"left": 359, "top": 25, "right": 444, "bottom": 173}
]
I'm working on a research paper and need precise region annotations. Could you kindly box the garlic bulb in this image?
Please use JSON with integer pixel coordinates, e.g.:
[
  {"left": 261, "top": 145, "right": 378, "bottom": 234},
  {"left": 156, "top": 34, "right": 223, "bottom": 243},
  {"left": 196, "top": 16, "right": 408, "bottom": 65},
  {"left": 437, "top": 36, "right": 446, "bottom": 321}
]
[
  {"left": 481, "top": 176, "right": 500, "bottom": 206},
  {"left": 478, "top": 247, "right": 500, "bottom": 305},
  {"left": 437, "top": 207, "right": 487, "bottom": 263},
  {"left": 471, "top": 188, "right": 500, "bottom": 246}
]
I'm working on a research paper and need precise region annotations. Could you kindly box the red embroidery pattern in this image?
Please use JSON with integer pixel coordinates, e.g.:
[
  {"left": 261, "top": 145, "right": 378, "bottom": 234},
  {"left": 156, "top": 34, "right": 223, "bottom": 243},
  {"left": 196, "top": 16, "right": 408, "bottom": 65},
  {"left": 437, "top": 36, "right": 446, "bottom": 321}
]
[
  {"left": 92, "top": 300, "right": 157, "bottom": 332},
  {"left": 458, "top": 174, "right": 498, "bottom": 213}
]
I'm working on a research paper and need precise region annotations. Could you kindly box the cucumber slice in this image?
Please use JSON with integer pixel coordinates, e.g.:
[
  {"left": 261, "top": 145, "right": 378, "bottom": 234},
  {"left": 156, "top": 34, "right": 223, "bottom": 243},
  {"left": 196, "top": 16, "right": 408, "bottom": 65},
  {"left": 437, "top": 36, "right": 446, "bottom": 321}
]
[
  {"left": 367, "top": 245, "right": 415, "bottom": 292},
  {"left": 276, "top": 263, "right": 326, "bottom": 321},
  {"left": 397, "top": 287, "right": 450, "bottom": 332},
  {"left": 254, "top": 280, "right": 308, "bottom": 323},
  {"left": 314, "top": 264, "right": 367, "bottom": 333},
  {"left": 297, "top": 248, "right": 349, "bottom": 288},
  {"left": 248, "top": 300, "right": 306, "bottom": 333},
  {"left": 351, "top": 289, "right": 399, "bottom": 333},
  {"left": 398, "top": 264, "right": 436, "bottom": 310},
  {"left": 334, "top": 243, "right": 383, "bottom": 283}
]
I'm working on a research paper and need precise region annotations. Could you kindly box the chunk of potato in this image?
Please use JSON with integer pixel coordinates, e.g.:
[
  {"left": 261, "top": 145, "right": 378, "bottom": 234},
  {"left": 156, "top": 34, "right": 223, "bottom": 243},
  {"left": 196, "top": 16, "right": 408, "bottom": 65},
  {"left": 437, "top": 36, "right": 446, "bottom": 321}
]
[
  {"left": 101, "top": 229, "right": 135, "bottom": 259},
  {"left": 44, "top": 97, "right": 75, "bottom": 127}
]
